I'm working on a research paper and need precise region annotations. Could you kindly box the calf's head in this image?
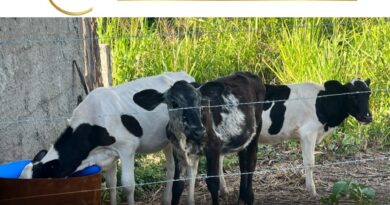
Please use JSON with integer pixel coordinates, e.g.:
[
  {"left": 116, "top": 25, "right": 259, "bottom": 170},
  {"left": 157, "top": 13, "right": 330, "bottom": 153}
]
[
  {"left": 21, "top": 124, "right": 115, "bottom": 178},
  {"left": 134, "top": 80, "right": 224, "bottom": 142},
  {"left": 325, "top": 78, "right": 373, "bottom": 124},
  {"left": 346, "top": 78, "right": 373, "bottom": 124}
]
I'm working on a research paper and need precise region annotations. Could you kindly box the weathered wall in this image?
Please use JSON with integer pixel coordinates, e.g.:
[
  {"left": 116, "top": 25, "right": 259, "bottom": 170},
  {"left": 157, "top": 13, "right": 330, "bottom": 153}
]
[{"left": 0, "top": 18, "right": 86, "bottom": 163}]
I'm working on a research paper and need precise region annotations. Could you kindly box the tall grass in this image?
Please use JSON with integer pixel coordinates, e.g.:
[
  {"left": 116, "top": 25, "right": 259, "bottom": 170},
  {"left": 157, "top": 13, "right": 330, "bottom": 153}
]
[
  {"left": 262, "top": 18, "right": 390, "bottom": 151},
  {"left": 97, "top": 18, "right": 389, "bottom": 202},
  {"left": 97, "top": 18, "right": 265, "bottom": 83},
  {"left": 97, "top": 18, "right": 389, "bottom": 151}
]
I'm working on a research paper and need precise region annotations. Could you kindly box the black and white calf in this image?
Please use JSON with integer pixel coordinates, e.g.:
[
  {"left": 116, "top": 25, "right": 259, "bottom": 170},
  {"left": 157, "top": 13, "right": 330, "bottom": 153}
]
[
  {"left": 135, "top": 72, "right": 266, "bottom": 205},
  {"left": 19, "top": 72, "right": 195, "bottom": 205},
  {"left": 219, "top": 78, "right": 373, "bottom": 197}
]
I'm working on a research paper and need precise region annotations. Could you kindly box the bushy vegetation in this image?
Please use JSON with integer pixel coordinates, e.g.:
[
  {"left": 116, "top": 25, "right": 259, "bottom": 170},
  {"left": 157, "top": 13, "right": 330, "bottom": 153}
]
[
  {"left": 96, "top": 18, "right": 390, "bottom": 201},
  {"left": 321, "top": 180, "right": 376, "bottom": 205}
]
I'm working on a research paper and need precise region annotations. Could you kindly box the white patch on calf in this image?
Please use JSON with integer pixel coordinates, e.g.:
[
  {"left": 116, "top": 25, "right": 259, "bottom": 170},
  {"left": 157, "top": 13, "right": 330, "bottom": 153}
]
[
  {"left": 19, "top": 163, "right": 33, "bottom": 179},
  {"left": 76, "top": 148, "right": 118, "bottom": 172},
  {"left": 214, "top": 94, "right": 245, "bottom": 143},
  {"left": 259, "top": 83, "right": 324, "bottom": 144},
  {"left": 175, "top": 133, "right": 200, "bottom": 167}
]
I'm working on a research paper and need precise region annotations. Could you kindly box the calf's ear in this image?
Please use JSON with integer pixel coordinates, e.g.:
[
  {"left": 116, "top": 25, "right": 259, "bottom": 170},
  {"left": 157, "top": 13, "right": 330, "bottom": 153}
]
[
  {"left": 133, "top": 89, "right": 164, "bottom": 111},
  {"left": 324, "top": 80, "right": 344, "bottom": 92},
  {"left": 199, "top": 82, "right": 225, "bottom": 99},
  {"left": 93, "top": 126, "right": 116, "bottom": 146},
  {"left": 190, "top": 82, "right": 201, "bottom": 88},
  {"left": 365, "top": 78, "right": 371, "bottom": 86},
  {"left": 32, "top": 149, "right": 48, "bottom": 163}
]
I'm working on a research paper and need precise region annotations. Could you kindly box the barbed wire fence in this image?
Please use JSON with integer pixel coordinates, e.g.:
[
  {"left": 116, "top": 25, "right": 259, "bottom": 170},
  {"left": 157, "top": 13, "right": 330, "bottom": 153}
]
[{"left": 0, "top": 21, "right": 390, "bottom": 203}]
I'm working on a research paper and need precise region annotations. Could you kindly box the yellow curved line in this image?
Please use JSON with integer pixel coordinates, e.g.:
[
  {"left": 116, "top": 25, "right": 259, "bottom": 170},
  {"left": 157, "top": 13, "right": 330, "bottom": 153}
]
[{"left": 49, "top": 0, "right": 92, "bottom": 16}]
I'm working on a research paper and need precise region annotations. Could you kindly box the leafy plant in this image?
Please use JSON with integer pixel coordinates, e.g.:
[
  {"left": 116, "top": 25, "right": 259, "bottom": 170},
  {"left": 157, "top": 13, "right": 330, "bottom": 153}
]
[{"left": 321, "top": 180, "right": 376, "bottom": 205}]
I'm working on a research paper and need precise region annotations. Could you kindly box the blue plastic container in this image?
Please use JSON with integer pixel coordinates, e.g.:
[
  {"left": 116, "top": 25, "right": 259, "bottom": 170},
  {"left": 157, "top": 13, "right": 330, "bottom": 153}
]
[{"left": 0, "top": 160, "right": 101, "bottom": 179}]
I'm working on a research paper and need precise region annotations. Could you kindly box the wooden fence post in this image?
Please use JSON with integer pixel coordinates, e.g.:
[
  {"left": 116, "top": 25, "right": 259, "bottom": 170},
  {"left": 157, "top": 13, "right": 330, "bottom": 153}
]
[
  {"left": 82, "top": 17, "right": 103, "bottom": 91},
  {"left": 99, "top": 44, "right": 112, "bottom": 87}
]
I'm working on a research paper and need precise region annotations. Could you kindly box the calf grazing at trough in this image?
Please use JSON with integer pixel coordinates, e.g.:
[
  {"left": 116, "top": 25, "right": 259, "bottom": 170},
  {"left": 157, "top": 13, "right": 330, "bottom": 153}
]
[
  {"left": 134, "top": 72, "right": 266, "bottom": 205},
  {"left": 19, "top": 72, "right": 195, "bottom": 205},
  {"left": 219, "top": 78, "right": 373, "bottom": 197}
]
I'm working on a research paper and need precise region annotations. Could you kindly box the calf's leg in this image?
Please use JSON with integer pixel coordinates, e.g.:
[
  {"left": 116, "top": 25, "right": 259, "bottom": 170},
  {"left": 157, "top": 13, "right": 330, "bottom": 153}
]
[
  {"left": 218, "top": 155, "right": 229, "bottom": 197},
  {"left": 163, "top": 145, "right": 174, "bottom": 205},
  {"left": 300, "top": 135, "right": 317, "bottom": 197},
  {"left": 205, "top": 149, "right": 220, "bottom": 205},
  {"left": 238, "top": 151, "right": 248, "bottom": 204},
  {"left": 238, "top": 138, "right": 257, "bottom": 205},
  {"left": 104, "top": 161, "right": 118, "bottom": 205},
  {"left": 246, "top": 139, "right": 258, "bottom": 205},
  {"left": 187, "top": 157, "right": 199, "bottom": 205},
  {"left": 119, "top": 151, "right": 136, "bottom": 204},
  {"left": 171, "top": 152, "right": 186, "bottom": 205}
]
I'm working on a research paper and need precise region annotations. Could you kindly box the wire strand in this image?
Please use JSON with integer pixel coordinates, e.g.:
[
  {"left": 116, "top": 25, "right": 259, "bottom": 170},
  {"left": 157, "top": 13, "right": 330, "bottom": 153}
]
[
  {"left": 0, "top": 155, "right": 388, "bottom": 202},
  {"left": 0, "top": 23, "right": 340, "bottom": 46},
  {"left": 1, "top": 21, "right": 389, "bottom": 46},
  {"left": 0, "top": 88, "right": 388, "bottom": 126}
]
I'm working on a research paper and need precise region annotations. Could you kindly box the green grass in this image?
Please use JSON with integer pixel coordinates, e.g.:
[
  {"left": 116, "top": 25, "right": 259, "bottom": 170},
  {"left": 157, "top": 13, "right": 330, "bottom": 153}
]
[
  {"left": 96, "top": 18, "right": 390, "bottom": 201},
  {"left": 97, "top": 17, "right": 389, "bottom": 151}
]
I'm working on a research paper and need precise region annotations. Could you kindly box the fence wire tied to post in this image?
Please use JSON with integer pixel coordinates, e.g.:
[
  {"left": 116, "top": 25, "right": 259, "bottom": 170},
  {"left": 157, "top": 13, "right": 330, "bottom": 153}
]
[
  {"left": 0, "top": 87, "right": 389, "bottom": 126},
  {"left": 0, "top": 155, "right": 388, "bottom": 202}
]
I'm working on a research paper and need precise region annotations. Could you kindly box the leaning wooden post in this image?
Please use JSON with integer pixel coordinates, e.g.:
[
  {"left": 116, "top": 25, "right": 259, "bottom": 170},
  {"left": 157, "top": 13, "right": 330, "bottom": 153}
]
[{"left": 82, "top": 17, "right": 103, "bottom": 91}]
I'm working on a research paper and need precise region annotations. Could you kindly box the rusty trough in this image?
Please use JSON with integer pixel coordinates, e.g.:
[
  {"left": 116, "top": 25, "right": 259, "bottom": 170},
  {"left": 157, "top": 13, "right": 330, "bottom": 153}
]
[{"left": 0, "top": 173, "right": 101, "bottom": 205}]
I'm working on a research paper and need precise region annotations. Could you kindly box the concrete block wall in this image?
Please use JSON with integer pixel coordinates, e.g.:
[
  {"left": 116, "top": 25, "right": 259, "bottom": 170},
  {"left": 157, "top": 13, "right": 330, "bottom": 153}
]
[{"left": 0, "top": 18, "right": 86, "bottom": 163}]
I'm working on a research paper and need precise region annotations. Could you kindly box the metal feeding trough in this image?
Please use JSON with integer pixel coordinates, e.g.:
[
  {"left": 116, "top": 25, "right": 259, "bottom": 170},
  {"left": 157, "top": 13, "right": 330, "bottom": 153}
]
[{"left": 0, "top": 160, "right": 102, "bottom": 205}]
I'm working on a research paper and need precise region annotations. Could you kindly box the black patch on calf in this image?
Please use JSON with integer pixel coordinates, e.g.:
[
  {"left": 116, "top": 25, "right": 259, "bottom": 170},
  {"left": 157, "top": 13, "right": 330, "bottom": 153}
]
[
  {"left": 315, "top": 80, "right": 349, "bottom": 131},
  {"left": 263, "top": 101, "right": 272, "bottom": 111},
  {"left": 133, "top": 89, "right": 164, "bottom": 111},
  {"left": 200, "top": 81, "right": 227, "bottom": 126},
  {"left": 223, "top": 133, "right": 249, "bottom": 153},
  {"left": 316, "top": 79, "right": 372, "bottom": 131},
  {"left": 190, "top": 82, "right": 201, "bottom": 88},
  {"left": 33, "top": 124, "right": 116, "bottom": 178},
  {"left": 206, "top": 72, "right": 265, "bottom": 152},
  {"left": 205, "top": 99, "right": 224, "bottom": 126},
  {"left": 55, "top": 124, "right": 115, "bottom": 177},
  {"left": 199, "top": 82, "right": 225, "bottom": 99},
  {"left": 264, "top": 85, "right": 291, "bottom": 135},
  {"left": 171, "top": 151, "right": 185, "bottom": 205},
  {"left": 345, "top": 81, "right": 372, "bottom": 123},
  {"left": 32, "top": 160, "right": 60, "bottom": 178},
  {"left": 121, "top": 114, "right": 143, "bottom": 137}
]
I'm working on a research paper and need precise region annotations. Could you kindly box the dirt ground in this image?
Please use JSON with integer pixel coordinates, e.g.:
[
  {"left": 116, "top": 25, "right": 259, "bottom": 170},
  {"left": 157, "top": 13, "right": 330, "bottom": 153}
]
[{"left": 138, "top": 151, "right": 390, "bottom": 205}]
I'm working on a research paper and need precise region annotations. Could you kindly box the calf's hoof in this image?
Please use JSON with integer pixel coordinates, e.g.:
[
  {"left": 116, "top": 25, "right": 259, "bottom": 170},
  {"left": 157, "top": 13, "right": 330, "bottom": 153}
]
[
  {"left": 313, "top": 193, "right": 320, "bottom": 199},
  {"left": 238, "top": 192, "right": 254, "bottom": 205},
  {"left": 219, "top": 188, "right": 229, "bottom": 198},
  {"left": 309, "top": 190, "right": 318, "bottom": 198}
]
